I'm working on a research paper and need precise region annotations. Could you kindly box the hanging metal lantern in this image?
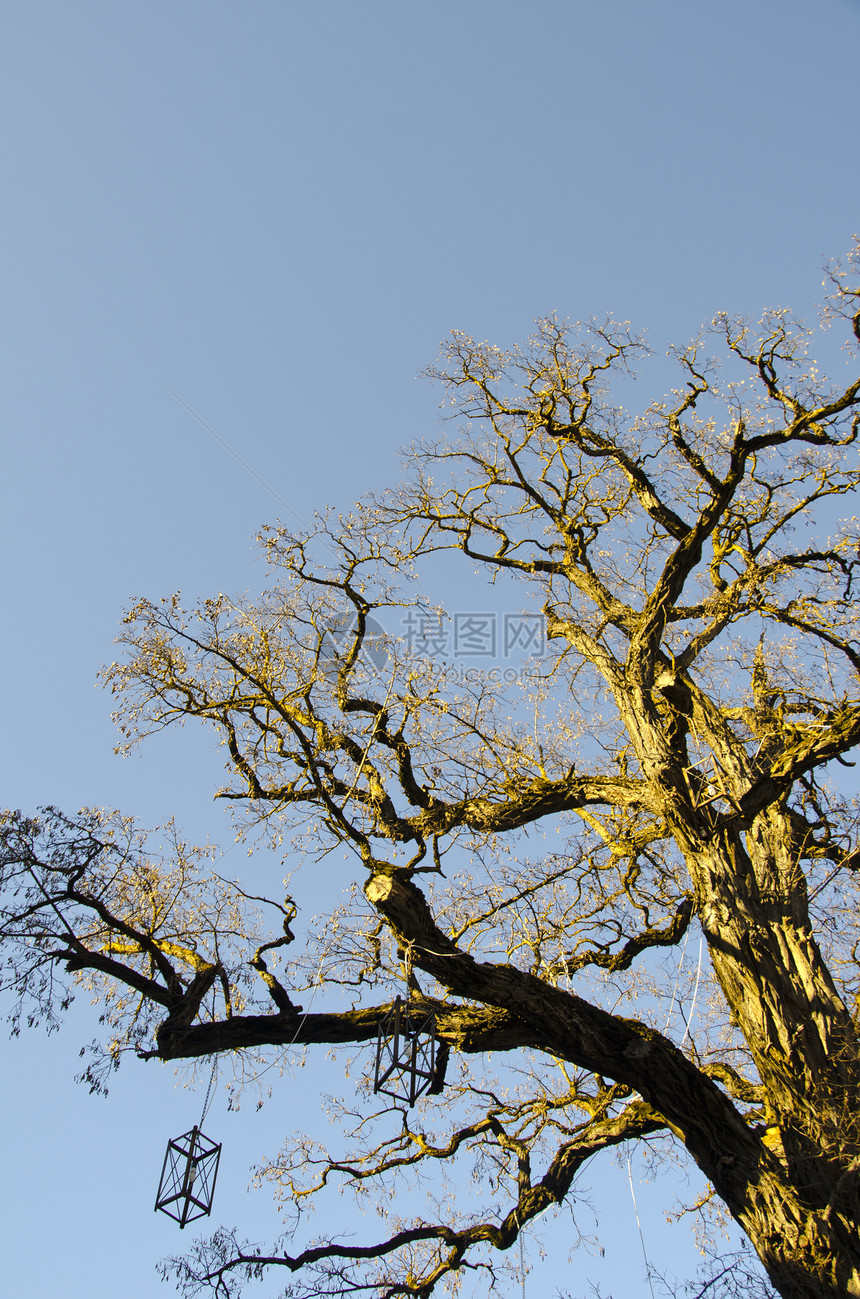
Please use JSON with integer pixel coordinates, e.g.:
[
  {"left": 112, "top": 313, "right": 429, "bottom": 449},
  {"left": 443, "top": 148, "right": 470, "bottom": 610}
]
[
  {"left": 155, "top": 1125, "right": 222, "bottom": 1228},
  {"left": 683, "top": 755, "right": 743, "bottom": 816},
  {"left": 374, "top": 995, "right": 437, "bottom": 1106}
]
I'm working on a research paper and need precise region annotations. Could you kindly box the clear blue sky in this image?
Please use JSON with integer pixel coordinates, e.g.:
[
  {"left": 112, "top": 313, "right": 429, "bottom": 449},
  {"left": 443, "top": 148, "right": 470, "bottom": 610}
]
[{"left": 2, "top": 2, "right": 858, "bottom": 1295}]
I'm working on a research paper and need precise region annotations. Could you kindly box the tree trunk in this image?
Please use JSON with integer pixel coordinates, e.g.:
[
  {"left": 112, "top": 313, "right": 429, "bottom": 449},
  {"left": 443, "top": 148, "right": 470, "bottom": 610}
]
[
  {"left": 676, "top": 814, "right": 860, "bottom": 1298},
  {"left": 734, "top": 1169, "right": 860, "bottom": 1299}
]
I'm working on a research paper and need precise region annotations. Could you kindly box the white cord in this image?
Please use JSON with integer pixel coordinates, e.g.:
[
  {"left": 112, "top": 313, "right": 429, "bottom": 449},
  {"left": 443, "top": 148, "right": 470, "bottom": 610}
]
[
  {"left": 627, "top": 1155, "right": 657, "bottom": 1299},
  {"left": 663, "top": 924, "right": 691, "bottom": 1032},
  {"left": 679, "top": 934, "right": 703, "bottom": 1049},
  {"left": 241, "top": 950, "right": 328, "bottom": 1088}
]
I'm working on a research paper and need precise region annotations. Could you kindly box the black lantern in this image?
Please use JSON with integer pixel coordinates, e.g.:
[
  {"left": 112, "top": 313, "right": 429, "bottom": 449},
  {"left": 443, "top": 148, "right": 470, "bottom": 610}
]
[
  {"left": 374, "top": 996, "right": 437, "bottom": 1106},
  {"left": 155, "top": 1125, "right": 222, "bottom": 1228}
]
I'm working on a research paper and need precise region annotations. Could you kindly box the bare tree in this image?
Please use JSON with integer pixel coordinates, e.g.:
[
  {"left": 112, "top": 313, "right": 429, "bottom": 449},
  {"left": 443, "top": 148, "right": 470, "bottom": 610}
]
[{"left": 3, "top": 246, "right": 860, "bottom": 1299}]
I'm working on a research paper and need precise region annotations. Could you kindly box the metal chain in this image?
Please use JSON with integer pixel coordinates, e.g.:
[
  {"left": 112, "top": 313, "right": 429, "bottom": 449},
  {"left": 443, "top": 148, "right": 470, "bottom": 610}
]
[
  {"left": 25, "top": 854, "right": 223, "bottom": 1139},
  {"left": 514, "top": 1210, "right": 526, "bottom": 1298},
  {"left": 198, "top": 1056, "right": 218, "bottom": 1129}
]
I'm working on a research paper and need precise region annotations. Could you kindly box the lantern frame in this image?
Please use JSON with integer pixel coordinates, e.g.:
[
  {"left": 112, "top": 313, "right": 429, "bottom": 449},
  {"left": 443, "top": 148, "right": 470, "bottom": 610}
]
[
  {"left": 374, "top": 995, "right": 437, "bottom": 1106},
  {"left": 155, "top": 1124, "right": 222, "bottom": 1228},
  {"left": 682, "top": 754, "right": 743, "bottom": 816}
]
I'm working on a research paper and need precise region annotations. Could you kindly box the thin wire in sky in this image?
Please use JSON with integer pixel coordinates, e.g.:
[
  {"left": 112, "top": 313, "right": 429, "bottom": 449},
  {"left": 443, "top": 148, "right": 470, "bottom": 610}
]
[
  {"left": 628, "top": 1156, "right": 657, "bottom": 1299},
  {"left": 162, "top": 382, "right": 311, "bottom": 532}
]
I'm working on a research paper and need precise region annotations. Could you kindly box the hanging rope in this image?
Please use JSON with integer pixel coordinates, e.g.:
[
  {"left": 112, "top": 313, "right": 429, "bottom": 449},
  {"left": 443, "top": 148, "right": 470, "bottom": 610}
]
[
  {"left": 663, "top": 923, "right": 691, "bottom": 1032},
  {"left": 679, "top": 934, "right": 704, "bottom": 1049},
  {"left": 243, "top": 948, "right": 328, "bottom": 1088},
  {"left": 627, "top": 1155, "right": 657, "bottom": 1299},
  {"left": 621, "top": 933, "right": 703, "bottom": 1295}
]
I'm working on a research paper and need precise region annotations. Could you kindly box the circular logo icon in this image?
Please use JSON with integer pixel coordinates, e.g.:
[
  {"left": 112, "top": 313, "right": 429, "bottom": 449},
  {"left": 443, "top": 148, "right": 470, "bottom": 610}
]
[{"left": 318, "top": 612, "right": 389, "bottom": 681}]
